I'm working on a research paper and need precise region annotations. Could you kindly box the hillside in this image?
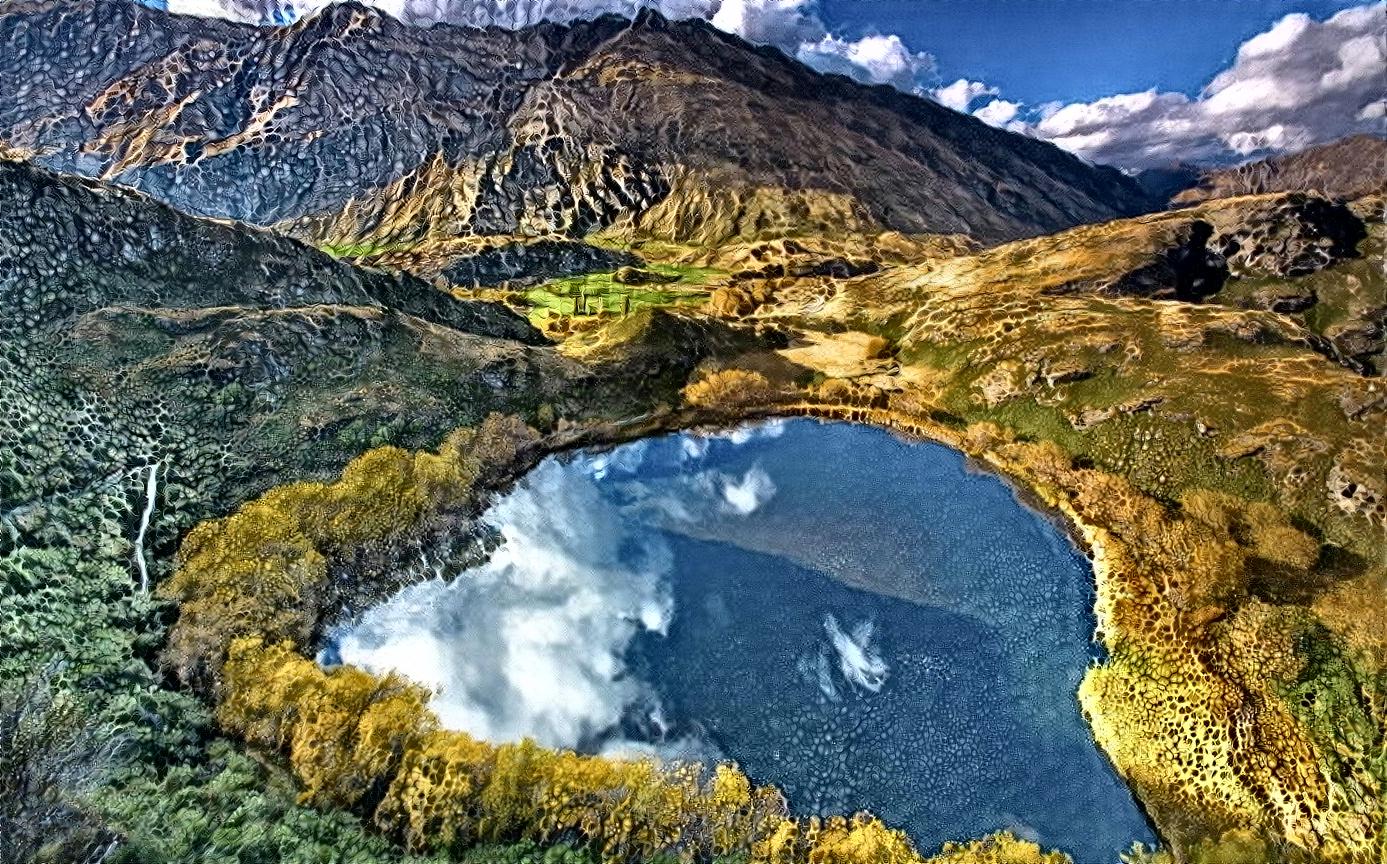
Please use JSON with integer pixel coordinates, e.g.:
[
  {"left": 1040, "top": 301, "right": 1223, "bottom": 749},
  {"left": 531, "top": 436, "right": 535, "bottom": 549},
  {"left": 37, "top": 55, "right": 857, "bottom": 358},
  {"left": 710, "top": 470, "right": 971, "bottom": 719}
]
[
  {"left": 0, "top": 0, "right": 1152, "bottom": 256},
  {"left": 3, "top": 3, "right": 1385, "bottom": 863},
  {"left": 4, "top": 144, "right": 1384, "bottom": 861},
  {"left": 1168, "top": 135, "right": 1387, "bottom": 207}
]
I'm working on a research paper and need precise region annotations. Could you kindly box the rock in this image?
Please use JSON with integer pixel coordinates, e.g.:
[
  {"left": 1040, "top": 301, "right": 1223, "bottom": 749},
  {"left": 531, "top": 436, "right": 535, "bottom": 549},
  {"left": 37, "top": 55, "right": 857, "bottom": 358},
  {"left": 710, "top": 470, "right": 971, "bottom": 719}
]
[
  {"left": 974, "top": 362, "right": 1027, "bottom": 408},
  {"left": 1171, "top": 135, "right": 1387, "bottom": 207},
  {"left": 1246, "top": 284, "right": 1317, "bottom": 314},
  {"left": 1326, "top": 314, "right": 1385, "bottom": 366},
  {"left": 1040, "top": 359, "right": 1093, "bottom": 387},
  {"left": 1208, "top": 194, "right": 1366, "bottom": 279},
  {"left": 1327, "top": 453, "right": 1386, "bottom": 526},
  {"left": 707, "top": 285, "right": 759, "bottom": 317}
]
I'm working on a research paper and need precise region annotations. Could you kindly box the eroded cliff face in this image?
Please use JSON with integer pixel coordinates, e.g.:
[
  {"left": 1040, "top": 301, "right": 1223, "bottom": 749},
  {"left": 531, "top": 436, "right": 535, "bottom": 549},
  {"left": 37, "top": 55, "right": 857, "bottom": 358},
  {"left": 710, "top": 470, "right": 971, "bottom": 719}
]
[{"left": 0, "top": 0, "right": 1154, "bottom": 254}]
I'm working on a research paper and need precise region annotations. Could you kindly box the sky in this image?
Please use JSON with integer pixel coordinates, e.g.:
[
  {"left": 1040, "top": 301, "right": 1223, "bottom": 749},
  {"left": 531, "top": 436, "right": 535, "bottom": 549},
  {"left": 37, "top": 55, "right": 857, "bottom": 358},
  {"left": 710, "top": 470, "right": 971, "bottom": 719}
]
[
  {"left": 160, "top": 0, "right": 1387, "bottom": 169},
  {"left": 821, "top": 0, "right": 1371, "bottom": 104}
]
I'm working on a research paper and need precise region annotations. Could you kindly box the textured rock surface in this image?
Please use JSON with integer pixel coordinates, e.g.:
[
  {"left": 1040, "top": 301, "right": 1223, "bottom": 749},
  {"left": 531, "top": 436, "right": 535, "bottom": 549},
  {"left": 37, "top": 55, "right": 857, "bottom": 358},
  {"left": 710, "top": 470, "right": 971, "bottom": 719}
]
[{"left": 0, "top": 0, "right": 1153, "bottom": 250}]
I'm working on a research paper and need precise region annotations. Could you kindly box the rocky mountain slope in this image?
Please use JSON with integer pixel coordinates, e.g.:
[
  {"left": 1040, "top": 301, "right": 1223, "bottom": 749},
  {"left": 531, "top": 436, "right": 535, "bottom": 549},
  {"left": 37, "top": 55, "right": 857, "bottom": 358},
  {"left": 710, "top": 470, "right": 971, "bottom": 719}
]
[
  {"left": 1166, "top": 135, "right": 1387, "bottom": 207},
  {"left": 0, "top": 0, "right": 1152, "bottom": 255}
]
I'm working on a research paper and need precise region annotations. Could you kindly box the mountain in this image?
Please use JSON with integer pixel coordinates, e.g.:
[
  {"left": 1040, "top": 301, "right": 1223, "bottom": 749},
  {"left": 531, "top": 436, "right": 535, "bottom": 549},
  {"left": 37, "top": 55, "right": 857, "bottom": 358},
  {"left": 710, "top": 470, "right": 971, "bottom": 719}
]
[
  {"left": 1162, "top": 135, "right": 1387, "bottom": 207},
  {"left": 0, "top": 153, "right": 771, "bottom": 510},
  {"left": 0, "top": 0, "right": 1153, "bottom": 253}
]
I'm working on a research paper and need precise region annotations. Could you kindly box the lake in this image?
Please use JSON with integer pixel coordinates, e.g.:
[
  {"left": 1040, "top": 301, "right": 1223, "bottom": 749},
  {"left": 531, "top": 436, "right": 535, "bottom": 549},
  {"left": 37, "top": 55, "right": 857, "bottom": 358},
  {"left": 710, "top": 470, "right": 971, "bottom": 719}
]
[{"left": 325, "top": 418, "right": 1155, "bottom": 862}]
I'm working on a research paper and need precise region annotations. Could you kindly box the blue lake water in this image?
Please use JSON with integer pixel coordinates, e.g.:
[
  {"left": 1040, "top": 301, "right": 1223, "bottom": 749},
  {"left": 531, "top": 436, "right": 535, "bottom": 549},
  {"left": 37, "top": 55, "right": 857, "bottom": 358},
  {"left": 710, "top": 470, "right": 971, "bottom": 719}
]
[{"left": 329, "top": 418, "right": 1155, "bottom": 862}]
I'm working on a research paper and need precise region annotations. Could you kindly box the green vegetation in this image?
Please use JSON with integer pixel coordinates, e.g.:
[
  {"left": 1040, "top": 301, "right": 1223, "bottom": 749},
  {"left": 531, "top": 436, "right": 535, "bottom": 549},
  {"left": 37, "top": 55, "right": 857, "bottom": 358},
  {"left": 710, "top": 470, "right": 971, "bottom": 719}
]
[
  {"left": 321, "top": 241, "right": 418, "bottom": 260},
  {"left": 521, "top": 264, "right": 720, "bottom": 326}
]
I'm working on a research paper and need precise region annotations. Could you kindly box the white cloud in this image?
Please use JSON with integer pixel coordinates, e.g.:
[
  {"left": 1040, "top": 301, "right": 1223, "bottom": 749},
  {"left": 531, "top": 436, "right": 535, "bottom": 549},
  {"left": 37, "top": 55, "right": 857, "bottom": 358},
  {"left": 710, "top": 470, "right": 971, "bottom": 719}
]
[
  {"left": 797, "top": 32, "right": 936, "bottom": 92},
  {"left": 824, "top": 614, "right": 889, "bottom": 693},
  {"left": 973, "top": 98, "right": 1020, "bottom": 127},
  {"left": 932, "top": 78, "right": 999, "bottom": 112},
  {"left": 1021, "top": 3, "right": 1387, "bottom": 167},
  {"left": 329, "top": 429, "right": 785, "bottom": 752},
  {"left": 332, "top": 458, "right": 675, "bottom": 750},
  {"left": 708, "top": 0, "right": 824, "bottom": 49},
  {"left": 720, "top": 465, "right": 776, "bottom": 515}
]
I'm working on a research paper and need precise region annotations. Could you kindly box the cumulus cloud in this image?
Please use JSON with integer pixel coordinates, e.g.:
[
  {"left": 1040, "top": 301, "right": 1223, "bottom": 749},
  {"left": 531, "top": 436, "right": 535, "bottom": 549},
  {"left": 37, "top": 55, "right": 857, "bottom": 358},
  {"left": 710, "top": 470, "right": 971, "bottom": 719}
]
[
  {"left": 720, "top": 465, "right": 777, "bottom": 515},
  {"left": 1021, "top": 4, "right": 1387, "bottom": 167},
  {"left": 708, "top": 0, "right": 824, "bottom": 49},
  {"left": 972, "top": 98, "right": 1021, "bottom": 128},
  {"left": 932, "top": 78, "right": 999, "bottom": 112},
  {"left": 797, "top": 32, "right": 936, "bottom": 92}
]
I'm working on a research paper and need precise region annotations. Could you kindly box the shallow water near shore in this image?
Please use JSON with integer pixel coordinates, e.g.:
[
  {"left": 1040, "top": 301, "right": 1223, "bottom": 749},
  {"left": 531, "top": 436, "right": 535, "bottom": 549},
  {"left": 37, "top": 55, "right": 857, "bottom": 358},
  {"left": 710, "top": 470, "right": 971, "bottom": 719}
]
[{"left": 326, "top": 418, "right": 1155, "bottom": 862}]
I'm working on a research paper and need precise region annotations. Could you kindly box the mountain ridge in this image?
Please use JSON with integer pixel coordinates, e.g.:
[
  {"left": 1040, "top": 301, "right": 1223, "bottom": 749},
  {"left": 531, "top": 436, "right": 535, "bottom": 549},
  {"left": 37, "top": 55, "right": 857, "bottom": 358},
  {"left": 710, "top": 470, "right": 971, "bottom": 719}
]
[{"left": 0, "top": 0, "right": 1155, "bottom": 250}]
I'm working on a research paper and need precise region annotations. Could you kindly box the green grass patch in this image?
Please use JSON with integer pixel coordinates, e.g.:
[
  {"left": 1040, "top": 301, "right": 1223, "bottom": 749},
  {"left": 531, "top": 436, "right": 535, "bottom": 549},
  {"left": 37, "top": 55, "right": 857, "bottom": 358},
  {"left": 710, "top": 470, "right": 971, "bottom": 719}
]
[
  {"left": 521, "top": 264, "right": 720, "bottom": 325},
  {"left": 319, "top": 241, "right": 416, "bottom": 259}
]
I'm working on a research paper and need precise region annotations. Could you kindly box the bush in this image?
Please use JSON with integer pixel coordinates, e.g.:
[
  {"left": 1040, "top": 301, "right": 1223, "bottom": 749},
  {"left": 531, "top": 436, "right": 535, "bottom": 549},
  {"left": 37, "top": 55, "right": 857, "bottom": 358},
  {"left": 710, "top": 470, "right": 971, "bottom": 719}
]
[
  {"left": 0, "top": 669, "right": 124, "bottom": 864},
  {"left": 218, "top": 637, "right": 791, "bottom": 861},
  {"left": 91, "top": 740, "right": 430, "bottom": 864},
  {"left": 683, "top": 370, "right": 781, "bottom": 410},
  {"left": 160, "top": 415, "right": 540, "bottom": 693}
]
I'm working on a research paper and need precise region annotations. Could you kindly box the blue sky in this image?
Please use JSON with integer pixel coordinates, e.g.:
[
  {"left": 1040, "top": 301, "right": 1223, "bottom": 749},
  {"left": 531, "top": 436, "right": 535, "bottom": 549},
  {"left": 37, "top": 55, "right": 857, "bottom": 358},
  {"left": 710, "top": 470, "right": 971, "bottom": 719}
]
[{"left": 820, "top": 0, "right": 1369, "bottom": 103}]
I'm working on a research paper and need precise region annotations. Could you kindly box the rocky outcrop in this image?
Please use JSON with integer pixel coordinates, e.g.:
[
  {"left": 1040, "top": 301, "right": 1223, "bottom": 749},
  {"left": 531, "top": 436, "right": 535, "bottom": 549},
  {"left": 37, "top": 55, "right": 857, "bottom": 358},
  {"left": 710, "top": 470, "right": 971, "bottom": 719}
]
[
  {"left": 440, "top": 240, "right": 641, "bottom": 289},
  {"left": 1203, "top": 194, "right": 1367, "bottom": 279}
]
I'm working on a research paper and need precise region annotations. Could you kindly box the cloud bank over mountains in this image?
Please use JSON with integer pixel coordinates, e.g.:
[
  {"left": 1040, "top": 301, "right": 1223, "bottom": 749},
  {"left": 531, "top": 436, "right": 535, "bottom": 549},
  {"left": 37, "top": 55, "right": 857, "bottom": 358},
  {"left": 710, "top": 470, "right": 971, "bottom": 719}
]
[
  {"left": 939, "top": 4, "right": 1385, "bottom": 168},
  {"left": 157, "top": 0, "right": 1384, "bottom": 169}
]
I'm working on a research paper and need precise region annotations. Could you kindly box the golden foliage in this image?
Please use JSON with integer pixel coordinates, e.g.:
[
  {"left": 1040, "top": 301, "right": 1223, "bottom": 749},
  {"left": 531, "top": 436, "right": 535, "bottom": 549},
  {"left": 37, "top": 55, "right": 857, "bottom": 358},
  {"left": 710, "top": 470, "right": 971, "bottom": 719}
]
[
  {"left": 217, "top": 637, "right": 799, "bottom": 862},
  {"left": 925, "top": 831, "right": 1072, "bottom": 864},
  {"left": 160, "top": 414, "right": 539, "bottom": 692},
  {"left": 683, "top": 369, "right": 780, "bottom": 409},
  {"left": 979, "top": 440, "right": 1358, "bottom": 854},
  {"left": 1180, "top": 490, "right": 1320, "bottom": 573},
  {"left": 755, "top": 814, "right": 925, "bottom": 864}
]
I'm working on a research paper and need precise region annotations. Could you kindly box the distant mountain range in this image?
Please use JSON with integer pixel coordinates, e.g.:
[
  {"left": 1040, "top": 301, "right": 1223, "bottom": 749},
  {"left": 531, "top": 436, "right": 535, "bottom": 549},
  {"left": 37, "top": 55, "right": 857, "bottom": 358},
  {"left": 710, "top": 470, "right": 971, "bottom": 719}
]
[
  {"left": 1137, "top": 134, "right": 1387, "bottom": 208},
  {"left": 0, "top": 0, "right": 1155, "bottom": 249}
]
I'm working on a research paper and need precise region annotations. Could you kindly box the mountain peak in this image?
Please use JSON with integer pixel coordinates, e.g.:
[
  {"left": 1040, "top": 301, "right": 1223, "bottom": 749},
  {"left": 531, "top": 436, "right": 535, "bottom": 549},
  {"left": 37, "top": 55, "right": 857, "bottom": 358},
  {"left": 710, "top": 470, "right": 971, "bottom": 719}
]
[{"left": 0, "top": 0, "right": 1154, "bottom": 247}]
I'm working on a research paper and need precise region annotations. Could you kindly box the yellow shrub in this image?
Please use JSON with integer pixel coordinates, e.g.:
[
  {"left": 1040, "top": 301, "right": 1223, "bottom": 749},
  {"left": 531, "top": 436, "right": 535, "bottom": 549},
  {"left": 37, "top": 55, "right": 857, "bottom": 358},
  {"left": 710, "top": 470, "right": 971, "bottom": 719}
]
[
  {"left": 160, "top": 504, "right": 325, "bottom": 690},
  {"left": 926, "top": 831, "right": 1070, "bottom": 864},
  {"left": 377, "top": 728, "right": 497, "bottom": 851},
  {"left": 683, "top": 369, "right": 780, "bottom": 409},
  {"left": 161, "top": 414, "right": 540, "bottom": 691},
  {"left": 174, "top": 413, "right": 961, "bottom": 864},
  {"left": 756, "top": 814, "right": 926, "bottom": 864}
]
